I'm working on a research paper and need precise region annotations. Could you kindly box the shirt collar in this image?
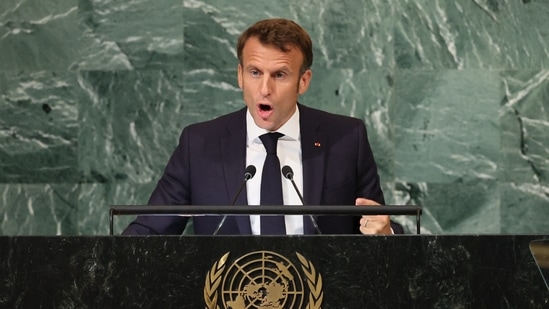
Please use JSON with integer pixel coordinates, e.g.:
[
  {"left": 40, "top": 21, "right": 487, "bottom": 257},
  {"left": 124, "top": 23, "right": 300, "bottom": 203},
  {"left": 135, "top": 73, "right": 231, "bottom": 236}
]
[{"left": 246, "top": 106, "right": 300, "bottom": 145}]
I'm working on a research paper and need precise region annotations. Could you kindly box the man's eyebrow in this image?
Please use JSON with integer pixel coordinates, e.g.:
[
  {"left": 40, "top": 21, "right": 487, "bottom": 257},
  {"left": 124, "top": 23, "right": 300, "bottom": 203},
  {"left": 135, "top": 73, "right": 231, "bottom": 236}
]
[
  {"left": 244, "top": 64, "right": 260, "bottom": 71},
  {"left": 244, "top": 64, "right": 291, "bottom": 73},
  {"left": 268, "top": 66, "right": 292, "bottom": 74},
  {"left": 274, "top": 65, "right": 290, "bottom": 72}
]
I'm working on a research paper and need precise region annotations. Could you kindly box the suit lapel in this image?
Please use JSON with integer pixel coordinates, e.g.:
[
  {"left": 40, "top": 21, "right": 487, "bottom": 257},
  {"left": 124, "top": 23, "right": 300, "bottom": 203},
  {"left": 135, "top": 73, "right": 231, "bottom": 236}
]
[
  {"left": 221, "top": 108, "right": 252, "bottom": 234},
  {"left": 299, "top": 105, "right": 326, "bottom": 234},
  {"left": 220, "top": 105, "right": 327, "bottom": 235}
]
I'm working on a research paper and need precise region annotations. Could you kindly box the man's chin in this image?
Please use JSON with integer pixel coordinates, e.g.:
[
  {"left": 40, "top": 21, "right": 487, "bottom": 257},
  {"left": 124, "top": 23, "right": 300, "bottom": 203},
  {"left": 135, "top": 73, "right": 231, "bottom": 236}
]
[{"left": 253, "top": 117, "right": 278, "bottom": 131}]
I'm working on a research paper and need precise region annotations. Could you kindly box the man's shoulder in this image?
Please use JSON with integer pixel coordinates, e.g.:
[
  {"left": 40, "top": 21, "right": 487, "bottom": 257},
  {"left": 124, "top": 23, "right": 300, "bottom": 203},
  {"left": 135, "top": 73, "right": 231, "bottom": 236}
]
[{"left": 299, "top": 104, "right": 363, "bottom": 127}]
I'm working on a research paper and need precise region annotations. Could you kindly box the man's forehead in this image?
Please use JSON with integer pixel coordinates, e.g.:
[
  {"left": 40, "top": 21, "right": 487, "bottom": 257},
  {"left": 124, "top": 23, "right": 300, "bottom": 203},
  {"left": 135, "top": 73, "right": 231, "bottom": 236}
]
[{"left": 243, "top": 40, "right": 301, "bottom": 59}]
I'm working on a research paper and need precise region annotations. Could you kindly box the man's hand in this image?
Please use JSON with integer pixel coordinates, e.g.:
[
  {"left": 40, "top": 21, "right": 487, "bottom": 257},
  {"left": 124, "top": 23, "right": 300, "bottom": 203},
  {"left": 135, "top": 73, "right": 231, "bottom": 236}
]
[{"left": 356, "top": 198, "right": 392, "bottom": 235}]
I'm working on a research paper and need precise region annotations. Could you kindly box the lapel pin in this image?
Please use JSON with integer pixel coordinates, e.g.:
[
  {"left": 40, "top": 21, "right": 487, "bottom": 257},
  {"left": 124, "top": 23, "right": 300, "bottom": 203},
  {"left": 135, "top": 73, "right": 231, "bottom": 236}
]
[{"left": 314, "top": 142, "right": 321, "bottom": 147}]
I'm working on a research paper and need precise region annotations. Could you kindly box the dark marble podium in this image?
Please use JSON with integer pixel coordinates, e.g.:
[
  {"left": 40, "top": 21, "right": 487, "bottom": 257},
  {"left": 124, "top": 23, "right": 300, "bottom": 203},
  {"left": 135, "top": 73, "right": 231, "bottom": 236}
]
[{"left": 1, "top": 235, "right": 548, "bottom": 308}]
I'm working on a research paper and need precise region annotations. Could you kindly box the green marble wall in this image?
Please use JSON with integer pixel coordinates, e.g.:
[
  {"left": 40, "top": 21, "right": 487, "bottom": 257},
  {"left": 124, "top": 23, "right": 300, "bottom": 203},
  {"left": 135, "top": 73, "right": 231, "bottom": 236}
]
[{"left": 1, "top": 0, "right": 548, "bottom": 235}]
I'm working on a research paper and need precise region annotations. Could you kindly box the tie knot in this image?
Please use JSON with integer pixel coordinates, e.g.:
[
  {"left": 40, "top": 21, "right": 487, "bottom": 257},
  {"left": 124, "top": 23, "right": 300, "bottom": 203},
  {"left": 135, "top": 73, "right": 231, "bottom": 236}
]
[{"left": 260, "top": 132, "right": 283, "bottom": 155}]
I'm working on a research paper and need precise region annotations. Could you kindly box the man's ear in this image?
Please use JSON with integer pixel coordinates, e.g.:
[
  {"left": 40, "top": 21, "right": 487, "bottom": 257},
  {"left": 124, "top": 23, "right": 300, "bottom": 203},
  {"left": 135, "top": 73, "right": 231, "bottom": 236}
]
[
  {"left": 237, "top": 64, "right": 243, "bottom": 89},
  {"left": 298, "top": 69, "right": 312, "bottom": 95}
]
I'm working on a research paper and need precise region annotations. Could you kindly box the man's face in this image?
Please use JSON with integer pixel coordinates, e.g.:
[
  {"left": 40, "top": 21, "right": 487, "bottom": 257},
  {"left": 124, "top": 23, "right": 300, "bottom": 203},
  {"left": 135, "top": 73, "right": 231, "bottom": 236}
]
[{"left": 238, "top": 37, "right": 312, "bottom": 131}]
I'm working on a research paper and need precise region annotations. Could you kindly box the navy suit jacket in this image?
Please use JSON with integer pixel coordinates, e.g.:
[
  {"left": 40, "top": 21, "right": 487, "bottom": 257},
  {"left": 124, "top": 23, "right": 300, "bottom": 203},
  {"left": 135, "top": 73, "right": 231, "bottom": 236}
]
[{"left": 123, "top": 104, "right": 403, "bottom": 235}]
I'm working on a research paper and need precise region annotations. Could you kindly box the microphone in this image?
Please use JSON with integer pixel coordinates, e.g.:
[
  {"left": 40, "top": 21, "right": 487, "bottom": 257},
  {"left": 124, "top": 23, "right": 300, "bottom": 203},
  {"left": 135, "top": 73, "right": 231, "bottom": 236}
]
[
  {"left": 213, "top": 165, "right": 256, "bottom": 235},
  {"left": 232, "top": 165, "right": 256, "bottom": 205},
  {"left": 281, "top": 165, "right": 322, "bottom": 234}
]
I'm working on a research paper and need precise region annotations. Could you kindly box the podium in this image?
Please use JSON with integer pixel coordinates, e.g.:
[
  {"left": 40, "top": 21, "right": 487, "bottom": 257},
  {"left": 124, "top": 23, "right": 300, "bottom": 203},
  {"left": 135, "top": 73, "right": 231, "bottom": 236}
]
[{"left": 1, "top": 235, "right": 548, "bottom": 308}]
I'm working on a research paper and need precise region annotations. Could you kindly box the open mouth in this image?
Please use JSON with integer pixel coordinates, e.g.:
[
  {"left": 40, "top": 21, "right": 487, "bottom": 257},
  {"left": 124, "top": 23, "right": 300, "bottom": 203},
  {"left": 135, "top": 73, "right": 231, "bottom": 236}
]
[{"left": 257, "top": 103, "right": 274, "bottom": 120}]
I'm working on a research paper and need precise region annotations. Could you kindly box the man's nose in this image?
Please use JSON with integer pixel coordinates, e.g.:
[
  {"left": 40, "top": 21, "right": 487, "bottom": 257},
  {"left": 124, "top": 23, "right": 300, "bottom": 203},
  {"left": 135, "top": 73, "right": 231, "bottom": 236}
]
[{"left": 260, "top": 76, "right": 272, "bottom": 96}]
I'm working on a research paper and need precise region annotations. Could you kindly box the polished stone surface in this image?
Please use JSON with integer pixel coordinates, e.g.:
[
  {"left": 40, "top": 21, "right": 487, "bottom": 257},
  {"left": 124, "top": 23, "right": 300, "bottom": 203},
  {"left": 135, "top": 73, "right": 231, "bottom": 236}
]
[
  {"left": 0, "top": 235, "right": 548, "bottom": 308},
  {"left": 1, "top": 1, "right": 549, "bottom": 235},
  {"left": 530, "top": 239, "right": 549, "bottom": 291}
]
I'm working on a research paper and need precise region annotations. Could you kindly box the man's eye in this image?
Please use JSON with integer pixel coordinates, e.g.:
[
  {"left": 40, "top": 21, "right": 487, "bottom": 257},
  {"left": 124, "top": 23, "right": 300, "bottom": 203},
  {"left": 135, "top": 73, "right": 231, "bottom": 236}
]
[
  {"left": 275, "top": 72, "right": 286, "bottom": 79},
  {"left": 250, "top": 70, "right": 260, "bottom": 77}
]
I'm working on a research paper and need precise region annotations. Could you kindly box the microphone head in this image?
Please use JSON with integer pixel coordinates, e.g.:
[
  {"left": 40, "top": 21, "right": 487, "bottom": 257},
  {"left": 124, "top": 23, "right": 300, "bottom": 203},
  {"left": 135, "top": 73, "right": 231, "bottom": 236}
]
[
  {"left": 244, "top": 165, "right": 256, "bottom": 180},
  {"left": 281, "top": 165, "right": 293, "bottom": 179}
]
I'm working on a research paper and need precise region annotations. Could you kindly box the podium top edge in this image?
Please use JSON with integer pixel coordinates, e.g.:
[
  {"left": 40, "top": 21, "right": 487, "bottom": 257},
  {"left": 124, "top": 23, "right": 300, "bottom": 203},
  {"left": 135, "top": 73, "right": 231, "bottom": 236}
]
[{"left": 109, "top": 205, "right": 422, "bottom": 216}]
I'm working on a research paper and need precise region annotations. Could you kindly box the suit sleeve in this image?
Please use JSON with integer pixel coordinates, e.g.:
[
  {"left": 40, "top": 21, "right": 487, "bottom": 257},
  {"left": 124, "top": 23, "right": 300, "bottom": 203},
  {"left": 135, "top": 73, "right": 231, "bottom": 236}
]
[
  {"left": 355, "top": 120, "right": 384, "bottom": 204},
  {"left": 121, "top": 128, "right": 191, "bottom": 235},
  {"left": 355, "top": 120, "right": 404, "bottom": 234}
]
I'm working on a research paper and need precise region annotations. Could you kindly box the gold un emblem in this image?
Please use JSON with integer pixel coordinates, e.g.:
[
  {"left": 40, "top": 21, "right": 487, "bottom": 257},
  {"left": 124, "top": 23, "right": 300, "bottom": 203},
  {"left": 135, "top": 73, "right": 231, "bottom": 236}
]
[{"left": 204, "top": 251, "right": 323, "bottom": 309}]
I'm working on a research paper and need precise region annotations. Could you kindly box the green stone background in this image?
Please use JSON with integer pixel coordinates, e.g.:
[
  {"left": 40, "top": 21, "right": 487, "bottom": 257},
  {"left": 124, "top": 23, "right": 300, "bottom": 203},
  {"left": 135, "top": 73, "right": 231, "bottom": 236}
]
[{"left": 1, "top": 0, "right": 548, "bottom": 235}]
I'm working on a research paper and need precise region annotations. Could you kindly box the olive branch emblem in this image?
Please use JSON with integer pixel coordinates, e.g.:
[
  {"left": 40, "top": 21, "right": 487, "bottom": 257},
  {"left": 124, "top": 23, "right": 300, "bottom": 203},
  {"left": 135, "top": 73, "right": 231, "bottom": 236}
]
[
  {"left": 204, "top": 251, "right": 323, "bottom": 309},
  {"left": 204, "top": 252, "right": 229, "bottom": 309},
  {"left": 297, "top": 252, "right": 323, "bottom": 309}
]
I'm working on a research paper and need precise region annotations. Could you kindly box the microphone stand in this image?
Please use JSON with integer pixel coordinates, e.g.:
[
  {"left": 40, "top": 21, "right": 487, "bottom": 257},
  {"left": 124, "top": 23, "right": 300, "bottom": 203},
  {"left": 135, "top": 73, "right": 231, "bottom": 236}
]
[
  {"left": 213, "top": 166, "right": 256, "bottom": 235},
  {"left": 282, "top": 165, "right": 322, "bottom": 234}
]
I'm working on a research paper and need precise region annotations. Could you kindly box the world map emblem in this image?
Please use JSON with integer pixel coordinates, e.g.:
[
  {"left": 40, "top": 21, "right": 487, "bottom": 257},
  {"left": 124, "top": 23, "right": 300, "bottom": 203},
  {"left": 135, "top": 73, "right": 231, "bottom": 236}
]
[{"left": 204, "top": 251, "right": 323, "bottom": 309}]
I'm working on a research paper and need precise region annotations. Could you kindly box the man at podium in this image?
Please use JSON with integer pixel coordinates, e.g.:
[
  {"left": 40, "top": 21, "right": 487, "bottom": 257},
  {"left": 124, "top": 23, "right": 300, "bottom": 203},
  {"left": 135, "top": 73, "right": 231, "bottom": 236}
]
[{"left": 122, "top": 18, "right": 403, "bottom": 236}]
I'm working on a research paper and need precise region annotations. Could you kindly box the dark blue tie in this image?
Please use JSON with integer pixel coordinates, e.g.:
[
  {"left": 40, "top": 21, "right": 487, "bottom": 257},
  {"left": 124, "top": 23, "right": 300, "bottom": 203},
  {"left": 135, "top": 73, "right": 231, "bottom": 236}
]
[{"left": 259, "top": 132, "right": 286, "bottom": 235}]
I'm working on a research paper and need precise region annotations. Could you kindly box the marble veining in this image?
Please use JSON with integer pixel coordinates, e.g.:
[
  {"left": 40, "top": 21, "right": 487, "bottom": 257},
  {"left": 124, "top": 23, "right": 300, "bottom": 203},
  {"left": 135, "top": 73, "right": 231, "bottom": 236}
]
[{"left": 1, "top": 0, "right": 549, "bottom": 235}]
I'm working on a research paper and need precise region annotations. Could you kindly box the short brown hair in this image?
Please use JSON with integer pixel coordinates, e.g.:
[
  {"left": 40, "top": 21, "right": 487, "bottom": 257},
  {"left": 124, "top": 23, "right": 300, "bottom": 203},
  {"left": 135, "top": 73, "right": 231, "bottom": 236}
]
[{"left": 237, "top": 18, "right": 313, "bottom": 75}]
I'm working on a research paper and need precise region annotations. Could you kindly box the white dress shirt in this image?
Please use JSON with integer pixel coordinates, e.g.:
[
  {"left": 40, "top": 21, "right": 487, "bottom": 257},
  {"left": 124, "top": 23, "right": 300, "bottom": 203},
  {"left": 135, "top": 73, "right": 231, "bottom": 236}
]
[{"left": 245, "top": 107, "right": 305, "bottom": 235}]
